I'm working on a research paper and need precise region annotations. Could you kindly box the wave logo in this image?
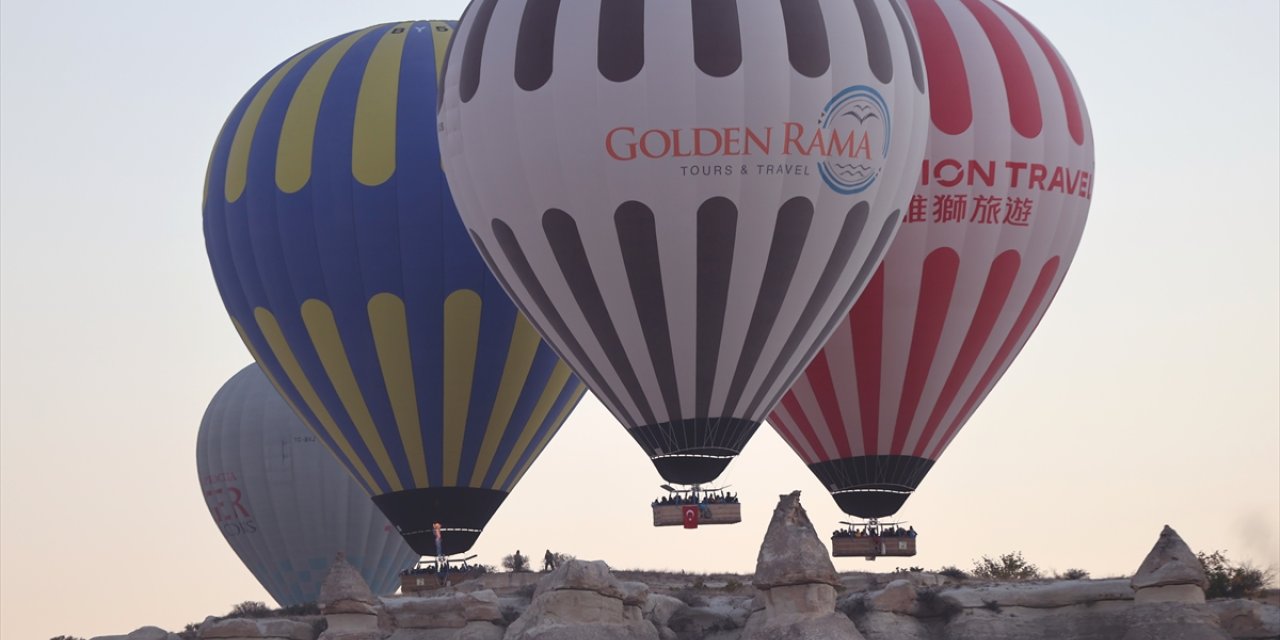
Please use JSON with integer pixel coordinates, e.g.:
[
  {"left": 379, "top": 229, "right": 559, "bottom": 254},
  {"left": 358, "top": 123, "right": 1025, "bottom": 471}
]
[{"left": 818, "top": 86, "right": 891, "bottom": 195}]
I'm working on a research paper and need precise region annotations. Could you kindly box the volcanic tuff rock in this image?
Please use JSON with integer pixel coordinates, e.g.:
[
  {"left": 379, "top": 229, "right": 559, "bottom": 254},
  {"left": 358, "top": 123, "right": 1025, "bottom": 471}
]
[
  {"left": 751, "top": 491, "right": 840, "bottom": 590},
  {"left": 742, "top": 491, "right": 865, "bottom": 640},
  {"left": 1132, "top": 525, "right": 1210, "bottom": 604},
  {"left": 319, "top": 552, "right": 381, "bottom": 616},
  {"left": 198, "top": 617, "right": 317, "bottom": 640},
  {"left": 382, "top": 590, "right": 503, "bottom": 629},
  {"left": 91, "top": 627, "right": 182, "bottom": 640},
  {"left": 502, "top": 559, "right": 660, "bottom": 640}
]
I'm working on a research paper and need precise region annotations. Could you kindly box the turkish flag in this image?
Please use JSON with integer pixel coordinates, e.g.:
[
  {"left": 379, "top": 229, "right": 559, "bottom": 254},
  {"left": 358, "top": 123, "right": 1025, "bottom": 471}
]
[{"left": 682, "top": 505, "right": 699, "bottom": 529}]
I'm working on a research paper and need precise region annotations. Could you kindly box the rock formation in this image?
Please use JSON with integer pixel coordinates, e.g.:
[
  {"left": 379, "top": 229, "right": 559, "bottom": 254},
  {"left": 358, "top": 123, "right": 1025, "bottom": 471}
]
[
  {"left": 502, "top": 559, "right": 660, "bottom": 640},
  {"left": 382, "top": 589, "right": 504, "bottom": 640},
  {"left": 742, "top": 491, "right": 865, "bottom": 640},
  {"left": 199, "top": 617, "right": 317, "bottom": 640},
  {"left": 1131, "top": 525, "right": 1210, "bottom": 604},
  {"left": 317, "top": 552, "right": 383, "bottom": 639},
  {"left": 90, "top": 514, "right": 1280, "bottom": 640},
  {"left": 91, "top": 626, "right": 182, "bottom": 640}
]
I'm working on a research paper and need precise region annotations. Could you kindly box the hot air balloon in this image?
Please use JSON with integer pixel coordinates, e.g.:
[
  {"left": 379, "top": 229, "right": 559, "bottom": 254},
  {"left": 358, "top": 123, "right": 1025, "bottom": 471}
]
[
  {"left": 203, "top": 21, "right": 586, "bottom": 556},
  {"left": 197, "top": 364, "right": 420, "bottom": 605},
  {"left": 438, "top": 0, "right": 931, "bottom": 509},
  {"left": 770, "top": 0, "right": 1094, "bottom": 552}
]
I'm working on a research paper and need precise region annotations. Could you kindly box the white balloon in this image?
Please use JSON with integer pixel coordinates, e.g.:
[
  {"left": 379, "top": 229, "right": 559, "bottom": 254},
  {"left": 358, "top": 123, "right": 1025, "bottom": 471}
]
[
  {"left": 197, "top": 365, "right": 419, "bottom": 606},
  {"left": 440, "top": 0, "right": 930, "bottom": 485}
]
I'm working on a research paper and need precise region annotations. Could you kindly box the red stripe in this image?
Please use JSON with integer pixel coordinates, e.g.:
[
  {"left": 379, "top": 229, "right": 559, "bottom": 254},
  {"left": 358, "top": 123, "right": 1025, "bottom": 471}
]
[
  {"left": 806, "top": 351, "right": 853, "bottom": 459},
  {"left": 999, "top": 1, "right": 1087, "bottom": 145},
  {"left": 780, "top": 393, "right": 829, "bottom": 463},
  {"left": 767, "top": 410, "right": 811, "bottom": 463},
  {"left": 959, "top": 0, "right": 1042, "bottom": 139},
  {"left": 849, "top": 267, "right": 886, "bottom": 454},
  {"left": 890, "top": 248, "right": 960, "bottom": 455},
  {"left": 929, "top": 257, "right": 1061, "bottom": 458},
  {"left": 912, "top": 250, "right": 1021, "bottom": 458},
  {"left": 906, "top": 0, "right": 972, "bottom": 135}
]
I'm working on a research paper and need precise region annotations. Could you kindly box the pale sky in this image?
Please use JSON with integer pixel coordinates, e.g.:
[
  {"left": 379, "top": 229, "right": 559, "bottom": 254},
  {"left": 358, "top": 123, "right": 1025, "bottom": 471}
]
[{"left": 1, "top": 1, "right": 1277, "bottom": 638}]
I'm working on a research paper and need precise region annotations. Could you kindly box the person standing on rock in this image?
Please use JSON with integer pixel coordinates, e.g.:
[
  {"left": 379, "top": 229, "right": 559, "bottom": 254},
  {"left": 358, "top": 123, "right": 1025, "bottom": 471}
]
[{"left": 544, "top": 549, "right": 556, "bottom": 572}]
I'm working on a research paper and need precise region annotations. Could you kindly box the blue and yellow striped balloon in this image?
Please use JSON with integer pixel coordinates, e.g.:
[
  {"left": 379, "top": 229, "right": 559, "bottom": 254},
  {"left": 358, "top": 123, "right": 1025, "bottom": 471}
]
[{"left": 203, "top": 21, "right": 585, "bottom": 556}]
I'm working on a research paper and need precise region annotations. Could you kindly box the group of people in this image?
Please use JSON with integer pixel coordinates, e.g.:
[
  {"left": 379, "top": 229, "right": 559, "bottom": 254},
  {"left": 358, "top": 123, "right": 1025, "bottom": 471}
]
[
  {"left": 651, "top": 491, "right": 739, "bottom": 506},
  {"left": 832, "top": 524, "right": 918, "bottom": 539}
]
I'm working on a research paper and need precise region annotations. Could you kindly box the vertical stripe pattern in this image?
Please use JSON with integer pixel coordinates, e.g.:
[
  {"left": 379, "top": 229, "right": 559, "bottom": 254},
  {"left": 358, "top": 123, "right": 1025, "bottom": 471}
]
[
  {"left": 770, "top": 0, "right": 1093, "bottom": 518},
  {"left": 439, "top": 0, "right": 931, "bottom": 486},
  {"left": 203, "top": 21, "right": 585, "bottom": 551}
]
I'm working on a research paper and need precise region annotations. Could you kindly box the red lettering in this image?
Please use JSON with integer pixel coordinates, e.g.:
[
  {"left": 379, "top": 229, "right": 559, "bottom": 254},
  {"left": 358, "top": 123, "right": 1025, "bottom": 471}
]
[
  {"left": 1047, "top": 167, "right": 1066, "bottom": 193},
  {"left": 783, "top": 122, "right": 805, "bottom": 155},
  {"left": 1006, "top": 161, "right": 1028, "bottom": 188},
  {"left": 852, "top": 131, "right": 872, "bottom": 160},
  {"left": 1028, "top": 163, "right": 1049, "bottom": 190},
  {"left": 935, "top": 159, "right": 963, "bottom": 188},
  {"left": 745, "top": 127, "right": 772, "bottom": 155},
  {"left": 639, "top": 130, "right": 671, "bottom": 159},
  {"left": 671, "top": 129, "right": 692, "bottom": 158},
  {"left": 723, "top": 128, "right": 742, "bottom": 156},
  {"left": 606, "top": 127, "right": 637, "bottom": 161},
  {"left": 693, "top": 128, "right": 723, "bottom": 156},
  {"left": 968, "top": 160, "right": 996, "bottom": 187}
]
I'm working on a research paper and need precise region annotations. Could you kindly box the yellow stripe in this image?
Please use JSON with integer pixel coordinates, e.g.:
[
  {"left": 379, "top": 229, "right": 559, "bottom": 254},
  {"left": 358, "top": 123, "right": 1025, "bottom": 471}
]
[
  {"left": 468, "top": 313, "right": 541, "bottom": 487},
  {"left": 491, "top": 362, "right": 574, "bottom": 489},
  {"left": 224, "top": 43, "right": 321, "bottom": 203},
  {"left": 277, "top": 27, "right": 379, "bottom": 194},
  {"left": 368, "top": 293, "right": 429, "bottom": 488},
  {"left": 246, "top": 310, "right": 380, "bottom": 492},
  {"left": 506, "top": 384, "right": 587, "bottom": 490},
  {"left": 300, "top": 299, "right": 404, "bottom": 492},
  {"left": 352, "top": 22, "right": 411, "bottom": 186},
  {"left": 443, "top": 290, "right": 482, "bottom": 485},
  {"left": 429, "top": 21, "right": 454, "bottom": 77}
]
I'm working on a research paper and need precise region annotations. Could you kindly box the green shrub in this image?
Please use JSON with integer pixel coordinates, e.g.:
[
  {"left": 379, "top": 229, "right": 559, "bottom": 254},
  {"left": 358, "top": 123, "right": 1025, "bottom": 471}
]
[
  {"left": 972, "top": 552, "right": 1041, "bottom": 580},
  {"left": 938, "top": 566, "right": 969, "bottom": 580},
  {"left": 227, "top": 601, "right": 272, "bottom": 618},
  {"left": 1198, "top": 550, "right": 1274, "bottom": 600},
  {"left": 1058, "top": 568, "right": 1090, "bottom": 580}
]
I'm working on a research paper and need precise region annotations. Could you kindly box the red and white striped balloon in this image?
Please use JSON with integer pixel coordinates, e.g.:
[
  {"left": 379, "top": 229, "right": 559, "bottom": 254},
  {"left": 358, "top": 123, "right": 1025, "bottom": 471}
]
[{"left": 769, "top": 0, "right": 1094, "bottom": 519}]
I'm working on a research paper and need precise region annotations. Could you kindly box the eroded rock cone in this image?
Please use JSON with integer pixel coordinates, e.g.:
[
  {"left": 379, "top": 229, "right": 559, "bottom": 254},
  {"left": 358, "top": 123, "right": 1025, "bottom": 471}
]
[
  {"left": 1131, "top": 525, "right": 1209, "bottom": 604},
  {"left": 318, "top": 552, "right": 382, "bottom": 638},
  {"left": 744, "top": 491, "right": 864, "bottom": 640},
  {"left": 752, "top": 491, "right": 840, "bottom": 591},
  {"left": 504, "top": 559, "right": 659, "bottom": 640}
]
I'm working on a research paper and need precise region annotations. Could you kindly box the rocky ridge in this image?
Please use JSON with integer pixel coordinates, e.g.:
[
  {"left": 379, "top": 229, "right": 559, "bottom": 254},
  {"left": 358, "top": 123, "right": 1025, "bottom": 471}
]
[{"left": 91, "top": 495, "right": 1279, "bottom": 640}]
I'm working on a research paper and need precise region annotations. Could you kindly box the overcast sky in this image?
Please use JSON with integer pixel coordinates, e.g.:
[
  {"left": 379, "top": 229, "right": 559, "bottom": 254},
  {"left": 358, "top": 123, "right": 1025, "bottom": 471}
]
[{"left": 1, "top": 1, "right": 1277, "bottom": 638}]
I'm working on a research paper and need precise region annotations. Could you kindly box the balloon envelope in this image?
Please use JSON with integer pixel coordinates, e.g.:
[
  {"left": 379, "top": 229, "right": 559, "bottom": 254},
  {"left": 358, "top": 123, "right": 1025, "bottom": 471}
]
[
  {"left": 197, "top": 364, "right": 420, "bottom": 606},
  {"left": 440, "top": 0, "right": 930, "bottom": 485},
  {"left": 771, "top": 0, "right": 1094, "bottom": 518},
  {"left": 203, "top": 21, "right": 586, "bottom": 555}
]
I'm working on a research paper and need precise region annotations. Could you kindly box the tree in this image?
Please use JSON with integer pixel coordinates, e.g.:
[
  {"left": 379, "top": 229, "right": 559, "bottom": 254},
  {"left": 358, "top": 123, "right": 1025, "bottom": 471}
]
[
  {"left": 1198, "top": 550, "right": 1273, "bottom": 599},
  {"left": 972, "top": 551, "right": 1041, "bottom": 580},
  {"left": 502, "top": 550, "right": 528, "bottom": 572}
]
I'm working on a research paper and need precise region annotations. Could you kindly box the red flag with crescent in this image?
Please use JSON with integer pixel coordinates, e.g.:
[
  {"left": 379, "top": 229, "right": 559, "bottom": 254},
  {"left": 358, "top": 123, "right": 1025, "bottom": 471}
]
[{"left": 682, "top": 505, "right": 699, "bottom": 529}]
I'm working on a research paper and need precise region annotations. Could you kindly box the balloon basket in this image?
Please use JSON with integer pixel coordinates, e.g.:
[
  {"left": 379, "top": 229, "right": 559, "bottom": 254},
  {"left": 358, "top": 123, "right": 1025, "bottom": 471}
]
[
  {"left": 831, "top": 535, "right": 917, "bottom": 560},
  {"left": 652, "top": 503, "right": 742, "bottom": 527},
  {"left": 400, "top": 556, "right": 488, "bottom": 594}
]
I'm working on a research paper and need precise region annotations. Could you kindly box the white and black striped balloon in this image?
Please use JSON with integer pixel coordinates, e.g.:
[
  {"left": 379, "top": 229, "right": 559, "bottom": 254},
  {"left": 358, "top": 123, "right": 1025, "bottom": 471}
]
[{"left": 440, "top": 0, "right": 930, "bottom": 485}]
